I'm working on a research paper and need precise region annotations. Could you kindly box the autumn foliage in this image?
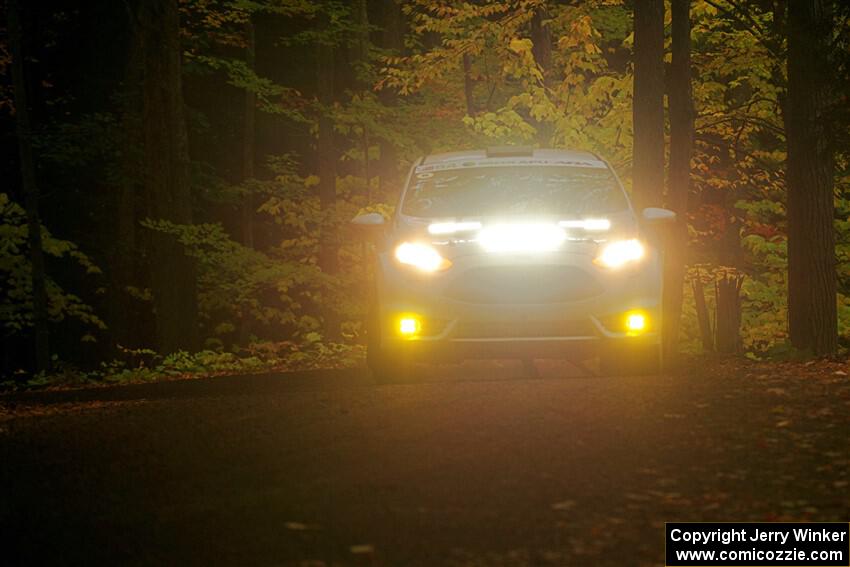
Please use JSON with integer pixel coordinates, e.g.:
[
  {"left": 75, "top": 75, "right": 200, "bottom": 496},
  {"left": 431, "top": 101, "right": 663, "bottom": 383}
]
[{"left": 1, "top": 0, "right": 849, "bottom": 382}]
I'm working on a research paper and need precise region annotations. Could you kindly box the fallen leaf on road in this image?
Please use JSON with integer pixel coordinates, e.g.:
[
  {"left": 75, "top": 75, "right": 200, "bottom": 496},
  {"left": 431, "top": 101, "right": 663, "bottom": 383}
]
[{"left": 350, "top": 544, "right": 374, "bottom": 554}]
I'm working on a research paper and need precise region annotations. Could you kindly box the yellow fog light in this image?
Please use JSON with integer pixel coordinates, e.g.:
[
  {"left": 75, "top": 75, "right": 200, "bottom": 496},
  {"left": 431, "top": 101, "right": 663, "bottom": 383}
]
[
  {"left": 398, "top": 315, "right": 421, "bottom": 337},
  {"left": 625, "top": 311, "right": 647, "bottom": 334}
]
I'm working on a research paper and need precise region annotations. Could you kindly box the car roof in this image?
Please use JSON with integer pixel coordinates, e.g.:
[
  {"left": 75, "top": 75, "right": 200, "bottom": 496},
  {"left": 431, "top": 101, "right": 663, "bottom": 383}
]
[
  {"left": 422, "top": 147, "right": 604, "bottom": 165},
  {"left": 417, "top": 148, "right": 608, "bottom": 171}
]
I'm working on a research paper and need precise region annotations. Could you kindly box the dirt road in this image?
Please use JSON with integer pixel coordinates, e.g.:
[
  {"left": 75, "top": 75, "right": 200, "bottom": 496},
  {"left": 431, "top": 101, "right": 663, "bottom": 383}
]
[{"left": 2, "top": 360, "right": 849, "bottom": 565}]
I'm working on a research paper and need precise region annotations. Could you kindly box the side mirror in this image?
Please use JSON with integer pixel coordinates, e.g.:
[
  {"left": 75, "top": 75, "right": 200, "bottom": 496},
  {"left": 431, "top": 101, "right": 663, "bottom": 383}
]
[
  {"left": 350, "top": 213, "right": 386, "bottom": 241},
  {"left": 641, "top": 207, "right": 677, "bottom": 224},
  {"left": 351, "top": 212, "right": 386, "bottom": 227}
]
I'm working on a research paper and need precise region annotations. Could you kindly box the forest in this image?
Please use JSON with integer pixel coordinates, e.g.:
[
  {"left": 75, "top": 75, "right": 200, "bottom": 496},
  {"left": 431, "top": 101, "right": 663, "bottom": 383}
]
[{"left": 2, "top": 0, "right": 850, "bottom": 384}]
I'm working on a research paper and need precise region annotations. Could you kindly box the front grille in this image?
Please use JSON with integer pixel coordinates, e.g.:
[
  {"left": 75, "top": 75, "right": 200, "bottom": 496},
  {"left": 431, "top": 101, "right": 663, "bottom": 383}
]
[
  {"left": 454, "top": 319, "right": 596, "bottom": 339},
  {"left": 443, "top": 265, "right": 602, "bottom": 304}
]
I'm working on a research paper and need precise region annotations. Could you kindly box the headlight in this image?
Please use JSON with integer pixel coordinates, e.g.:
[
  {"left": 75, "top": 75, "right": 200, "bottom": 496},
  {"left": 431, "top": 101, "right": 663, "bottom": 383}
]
[
  {"left": 594, "top": 239, "right": 645, "bottom": 269},
  {"left": 394, "top": 242, "right": 452, "bottom": 272}
]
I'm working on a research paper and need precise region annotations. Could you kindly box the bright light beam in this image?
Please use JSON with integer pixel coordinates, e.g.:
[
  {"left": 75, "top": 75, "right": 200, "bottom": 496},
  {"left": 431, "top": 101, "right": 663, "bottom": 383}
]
[
  {"left": 428, "top": 221, "right": 483, "bottom": 235},
  {"left": 478, "top": 224, "right": 567, "bottom": 253},
  {"left": 558, "top": 219, "right": 611, "bottom": 231}
]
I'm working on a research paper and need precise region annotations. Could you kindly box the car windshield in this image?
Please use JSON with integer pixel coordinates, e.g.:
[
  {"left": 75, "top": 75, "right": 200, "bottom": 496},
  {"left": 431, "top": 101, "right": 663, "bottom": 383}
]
[{"left": 402, "top": 165, "right": 628, "bottom": 218}]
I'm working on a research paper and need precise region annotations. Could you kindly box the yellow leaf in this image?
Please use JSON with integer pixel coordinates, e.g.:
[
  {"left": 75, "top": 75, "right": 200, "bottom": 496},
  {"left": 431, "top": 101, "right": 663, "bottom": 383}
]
[{"left": 509, "top": 38, "right": 532, "bottom": 54}]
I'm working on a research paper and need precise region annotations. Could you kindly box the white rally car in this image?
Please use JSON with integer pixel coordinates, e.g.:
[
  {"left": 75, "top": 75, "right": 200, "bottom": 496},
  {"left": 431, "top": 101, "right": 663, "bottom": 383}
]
[{"left": 353, "top": 147, "right": 675, "bottom": 382}]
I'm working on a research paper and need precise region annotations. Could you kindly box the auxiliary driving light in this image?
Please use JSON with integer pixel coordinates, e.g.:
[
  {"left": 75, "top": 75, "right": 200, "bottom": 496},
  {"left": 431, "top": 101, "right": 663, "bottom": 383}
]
[
  {"left": 428, "top": 221, "right": 482, "bottom": 235},
  {"left": 398, "top": 315, "right": 422, "bottom": 337},
  {"left": 625, "top": 311, "right": 647, "bottom": 334},
  {"left": 478, "top": 223, "right": 567, "bottom": 253}
]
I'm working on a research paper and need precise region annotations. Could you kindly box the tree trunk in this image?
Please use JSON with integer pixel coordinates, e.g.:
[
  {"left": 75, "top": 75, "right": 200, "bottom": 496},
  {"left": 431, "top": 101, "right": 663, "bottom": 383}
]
[
  {"left": 8, "top": 0, "right": 50, "bottom": 372},
  {"left": 316, "top": 18, "right": 339, "bottom": 338},
  {"left": 715, "top": 273, "right": 744, "bottom": 354},
  {"left": 378, "top": 0, "right": 403, "bottom": 194},
  {"left": 140, "top": 0, "right": 199, "bottom": 354},
  {"left": 353, "top": 0, "right": 369, "bottom": 66},
  {"left": 786, "top": 0, "right": 837, "bottom": 355},
  {"left": 241, "top": 17, "right": 256, "bottom": 249},
  {"left": 380, "top": 0, "right": 403, "bottom": 67},
  {"left": 692, "top": 276, "right": 714, "bottom": 353},
  {"left": 316, "top": 39, "right": 336, "bottom": 259},
  {"left": 363, "top": 127, "right": 371, "bottom": 200},
  {"left": 111, "top": 4, "right": 144, "bottom": 350},
  {"left": 462, "top": 53, "right": 476, "bottom": 117},
  {"left": 530, "top": 5, "right": 552, "bottom": 144},
  {"left": 236, "top": 17, "right": 257, "bottom": 345},
  {"left": 530, "top": 7, "right": 552, "bottom": 76},
  {"left": 632, "top": 0, "right": 665, "bottom": 211},
  {"left": 662, "top": 0, "right": 693, "bottom": 364},
  {"left": 352, "top": 0, "right": 371, "bottom": 195}
]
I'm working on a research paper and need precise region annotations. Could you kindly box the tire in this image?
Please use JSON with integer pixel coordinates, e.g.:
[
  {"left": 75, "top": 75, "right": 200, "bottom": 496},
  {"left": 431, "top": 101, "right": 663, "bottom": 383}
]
[
  {"left": 366, "top": 303, "right": 414, "bottom": 384},
  {"left": 599, "top": 342, "right": 662, "bottom": 376}
]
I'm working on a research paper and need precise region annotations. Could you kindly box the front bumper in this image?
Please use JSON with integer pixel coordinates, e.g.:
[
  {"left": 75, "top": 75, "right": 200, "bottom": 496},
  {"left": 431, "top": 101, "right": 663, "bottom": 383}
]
[{"left": 376, "top": 247, "right": 662, "bottom": 360}]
